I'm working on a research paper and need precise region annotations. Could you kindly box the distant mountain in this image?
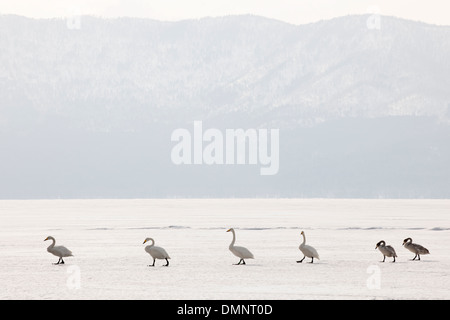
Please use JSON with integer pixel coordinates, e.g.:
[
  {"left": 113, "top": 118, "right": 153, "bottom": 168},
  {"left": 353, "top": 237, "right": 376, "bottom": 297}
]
[
  {"left": 1, "top": 14, "right": 450, "bottom": 131},
  {"left": 0, "top": 14, "right": 449, "bottom": 198}
]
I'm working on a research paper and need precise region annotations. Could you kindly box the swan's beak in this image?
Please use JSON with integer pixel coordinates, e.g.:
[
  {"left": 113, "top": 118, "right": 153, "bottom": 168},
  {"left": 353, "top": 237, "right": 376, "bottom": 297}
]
[
  {"left": 44, "top": 237, "right": 48, "bottom": 241},
  {"left": 226, "top": 229, "right": 231, "bottom": 232},
  {"left": 143, "top": 239, "right": 147, "bottom": 244}
]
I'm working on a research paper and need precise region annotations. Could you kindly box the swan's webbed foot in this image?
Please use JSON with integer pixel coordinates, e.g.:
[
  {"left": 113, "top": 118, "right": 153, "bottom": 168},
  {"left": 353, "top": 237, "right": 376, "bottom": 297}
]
[{"left": 297, "top": 256, "right": 305, "bottom": 263}]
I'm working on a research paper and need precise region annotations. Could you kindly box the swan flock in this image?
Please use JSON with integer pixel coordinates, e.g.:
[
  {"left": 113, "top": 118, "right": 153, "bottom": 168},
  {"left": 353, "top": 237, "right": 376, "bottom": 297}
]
[{"left": 44, "top": 232, "right": 431, "bottom": 266}]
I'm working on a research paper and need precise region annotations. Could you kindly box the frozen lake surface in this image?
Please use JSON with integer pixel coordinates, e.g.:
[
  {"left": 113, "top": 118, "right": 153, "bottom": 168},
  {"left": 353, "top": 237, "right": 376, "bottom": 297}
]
[{"left": 0, "top": 199, "right": 449, "bottom": 300}]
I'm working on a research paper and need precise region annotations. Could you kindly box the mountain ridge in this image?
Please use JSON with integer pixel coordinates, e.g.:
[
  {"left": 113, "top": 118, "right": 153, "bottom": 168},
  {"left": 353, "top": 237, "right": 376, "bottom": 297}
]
[{"left": 1, "top": 14, "right": 449, "bottom": 133}]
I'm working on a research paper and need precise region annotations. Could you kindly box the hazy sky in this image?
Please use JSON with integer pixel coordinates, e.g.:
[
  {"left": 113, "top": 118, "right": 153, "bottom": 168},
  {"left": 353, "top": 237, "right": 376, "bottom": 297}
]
[{"left": 0, "top": 0, "right": 449, "bottom": 25}]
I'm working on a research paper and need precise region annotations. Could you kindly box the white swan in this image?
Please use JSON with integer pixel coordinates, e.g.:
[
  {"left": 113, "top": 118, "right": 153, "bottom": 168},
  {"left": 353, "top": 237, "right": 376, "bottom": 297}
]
[
  {"left": 226, "top": 228, "right": 254, "bottom": 265},
  {"left": 375, "top": 240, "right": 397, "bottom": 262},
  {"left": 403, "top": 237, "right": 430, "bottom": 261},
  {"left": 298, "top": 231, "right": 320, "bottom": 263},
  {"left": 143, "top": 237, "right": 171, "bottom": 266},
  {"left": 44, "top": 236, "right": 73, "bottom": 265}
]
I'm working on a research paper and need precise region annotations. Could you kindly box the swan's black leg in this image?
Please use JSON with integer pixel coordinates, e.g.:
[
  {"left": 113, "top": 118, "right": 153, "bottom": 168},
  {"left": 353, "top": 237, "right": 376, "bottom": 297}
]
[
  {"left": 148, "top": 259, "right": 156, "bottom": 267},
  {"left": 310, "top": 257, "right": 314, "bottom": 263},
  {"left": 297, "top": 256, "right": 305, "bottom": 263},
  {"left": 412, "top": 254, "right": 417, "bottom": 261},
  {"left": 393, "top": 256, "right": 396, "bottom": 263},
  {"left": 54, "top": 258, "right": 61, "bottom": 265},
  {"left": 417, "top": 254, "right": 421, "bottom": 261},
  {"left": 382, "top": 256, "right": 386, "bottom": 262},
  {"left": 242, "top": 259, "right": 246, "bottom": 265},
  {"left": 164, "top": 258, "right": 169, "bottom": 267},
  {"left": 60, "top": 258, "right": 65, "bottom": 264}
]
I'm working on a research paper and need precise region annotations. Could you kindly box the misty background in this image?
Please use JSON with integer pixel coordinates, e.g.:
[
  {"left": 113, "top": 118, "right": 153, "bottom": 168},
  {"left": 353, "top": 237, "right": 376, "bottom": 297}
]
[{"left": 1, "top": 14, "right": 450, "bottom": 198}]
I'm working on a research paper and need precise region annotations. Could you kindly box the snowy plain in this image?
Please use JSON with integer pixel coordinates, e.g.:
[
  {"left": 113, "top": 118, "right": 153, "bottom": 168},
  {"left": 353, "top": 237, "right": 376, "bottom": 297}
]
[{"left": 0, "top": 199, "right": 449, "bottom": 300}]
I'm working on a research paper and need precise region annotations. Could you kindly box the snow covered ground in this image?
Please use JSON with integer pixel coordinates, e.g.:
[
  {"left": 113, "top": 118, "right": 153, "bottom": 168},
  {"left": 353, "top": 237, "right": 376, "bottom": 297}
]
[{"left": 0, "top": 199, "right": 449, "bottom": 300}]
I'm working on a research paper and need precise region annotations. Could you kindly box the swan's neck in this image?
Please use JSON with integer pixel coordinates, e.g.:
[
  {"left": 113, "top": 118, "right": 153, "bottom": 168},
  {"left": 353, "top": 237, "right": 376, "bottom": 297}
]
[
  {"left": 47, "top": 238, "right": 56, "bottom": 250},
  {"left": 229, "top": 230, "right": 236, "bottom": 248},
  {"left": 147, "top": 238, "right": 155, "bottom": 247},
  {"left": 301, "top": 233, "right": 306, "bottom": 246}
]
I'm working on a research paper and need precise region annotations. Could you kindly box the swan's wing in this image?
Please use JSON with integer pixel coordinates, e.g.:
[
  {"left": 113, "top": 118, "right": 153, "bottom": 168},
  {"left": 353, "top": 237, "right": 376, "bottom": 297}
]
[
  {"left": 310, "top": 246, "right": 320, "bottom": 259},
  {"left": 149, "top": 246, "right": 170, "bottom": 259},
  {"left": 158, "top": 247, "right": 171, "bottom": 259},
  {"left": 54, "top": 246, "right": 73, "bottom": 257},
  {"left": 300, "top": 244, "right": 320, "bottom": 259},
  {"left": 413, "top": 243, "right": 430, "bottom": 254},
  {"left": 386, "top": 245, "right": 397, "bottom": 257},
  {"left": 232, "top": 246, "right": 254, "bottom": 259}
]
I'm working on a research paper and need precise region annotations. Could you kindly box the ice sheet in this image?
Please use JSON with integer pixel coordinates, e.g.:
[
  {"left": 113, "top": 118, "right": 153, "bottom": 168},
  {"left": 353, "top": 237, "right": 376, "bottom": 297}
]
[{"left": 0, "top": 199, "right": 449, "bottom": 299}]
